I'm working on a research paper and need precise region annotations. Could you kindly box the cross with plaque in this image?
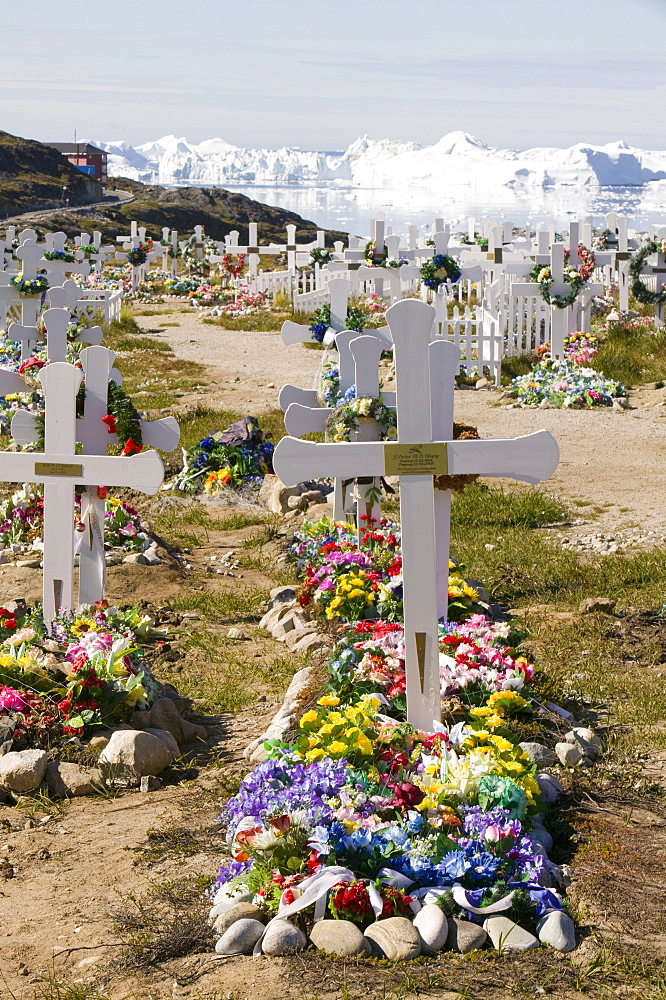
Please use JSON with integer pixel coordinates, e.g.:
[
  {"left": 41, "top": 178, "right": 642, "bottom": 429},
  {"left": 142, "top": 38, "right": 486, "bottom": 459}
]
[
  {"left": 273, "top": 299, "right": 559, "bottom": 730},
  {"left": 6, "top": 362, "right": 165, "bottom": 620}
]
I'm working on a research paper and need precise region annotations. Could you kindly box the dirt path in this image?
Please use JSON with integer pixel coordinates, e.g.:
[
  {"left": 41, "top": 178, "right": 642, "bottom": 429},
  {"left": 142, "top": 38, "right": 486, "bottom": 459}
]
[{"left": 135, "top": 309, "right": 323, "bottom": 414}]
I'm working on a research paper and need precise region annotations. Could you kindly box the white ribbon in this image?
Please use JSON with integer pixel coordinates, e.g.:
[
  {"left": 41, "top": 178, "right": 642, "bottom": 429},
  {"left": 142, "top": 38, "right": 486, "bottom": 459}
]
[
  {"left": 253, "top": 866, "right": 354, "bottom": 955},
  {"left": 451, "top": 885, "right": 515, "bottom": 915}
]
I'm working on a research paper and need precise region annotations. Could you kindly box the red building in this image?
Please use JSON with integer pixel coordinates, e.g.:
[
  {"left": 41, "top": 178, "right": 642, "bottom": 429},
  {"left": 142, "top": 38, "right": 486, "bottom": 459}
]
[{"left": 46, "top": 142, "right": 108, "bottom": 182}]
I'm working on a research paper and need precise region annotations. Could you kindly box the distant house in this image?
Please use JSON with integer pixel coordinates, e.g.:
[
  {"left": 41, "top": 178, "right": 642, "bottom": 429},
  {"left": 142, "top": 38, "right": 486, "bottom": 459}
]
[{"left": 45, "top": 142, "right": 108, "bottom": 182}]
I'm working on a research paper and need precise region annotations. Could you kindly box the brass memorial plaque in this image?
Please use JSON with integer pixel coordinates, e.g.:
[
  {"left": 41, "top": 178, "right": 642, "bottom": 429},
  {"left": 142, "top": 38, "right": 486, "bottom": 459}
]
[
  {"left": 35, "top": 462, "right": 83, "bottom": 477},
  {"left": 383, "top": 443, "right": 448, "bottom": 476}
]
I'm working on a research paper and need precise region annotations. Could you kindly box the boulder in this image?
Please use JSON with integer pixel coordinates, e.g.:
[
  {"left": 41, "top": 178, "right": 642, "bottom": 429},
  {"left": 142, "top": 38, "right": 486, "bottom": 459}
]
[
  {"left": 143, "top": 728, "right": 180, "bottom": 763},
  {"left": 261, "top": 919, "right": 307, "bottom": 955},
  {"left": 123, "top": 552, "right": 148, "bottom": 565},
  {"left": 537, "top": 910, "right": 576, "bottom": 952},
  {"left": 213, "top": 902, "right": 267, "bottom": 937},
  {"left": 284, "top": 627, "right": 318, "bottom": 651},
  {"left": 139, "top": 775, "right": 162, "bottom": 791},
  {"left": 363, "top": 917, "right": 421, "bottom": 960},
  {"left": 45, "top": 761, "right": 102, "bottom": 798},
  {"left": 310, "top": 919, "right": 367, "bottom": 957},
  {"left": 257, "top": 475, "right": 303, "bottom": 514},
  {"left": 215, "top": 918, "right": 265, "bottom": 956},
  {"left": 483, "top": 916, "right": 539, "bottom": 951},
  {"left": 529, "top": 824, "right": 554, "bottom": 855},
  {"left": 88, "top": 735, "right": 110, "bottom": 751},
  {"left": 147, "top": 697, "right": 185, "bottom": 743},
  {"left": 0, "top": 749, "right": 48, "bottom": 793},
  {"left": 519, "top": 742, "right": 558, "bottom": 770},
  {"left": 286, "top": 494, "right": 307, "bottom": 511},
  {"left": 413, "top": 904, "right": 448, "bottom": 955},
  {"left": 181, "top": 718, "right": 208, "bottom": 743},
  {"left": 98, "top": 730, "right": 171, "bottom": 785},
  {"left": 446, "top": 917, "right": 488, "bottom": 953},
  {"left": 565, "top": 727, "right": 602, "bottom": 756},
  {"left": 209, "top": 887, "right": 254, "bottom": 920},
  {"left": 291, "top": 632, "right": 328, "bottom": 653}
]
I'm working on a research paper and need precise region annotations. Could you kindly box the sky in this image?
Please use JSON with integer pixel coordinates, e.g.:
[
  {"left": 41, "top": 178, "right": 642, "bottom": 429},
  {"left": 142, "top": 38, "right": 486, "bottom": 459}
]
[{"left": 2, "top": 0, "right": 666, "bottom": 152}]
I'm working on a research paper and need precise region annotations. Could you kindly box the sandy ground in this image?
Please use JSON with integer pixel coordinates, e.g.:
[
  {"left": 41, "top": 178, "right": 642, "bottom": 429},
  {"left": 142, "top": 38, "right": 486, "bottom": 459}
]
[{"left": 140, "top": 308, "right": 666, "bottom": 539}]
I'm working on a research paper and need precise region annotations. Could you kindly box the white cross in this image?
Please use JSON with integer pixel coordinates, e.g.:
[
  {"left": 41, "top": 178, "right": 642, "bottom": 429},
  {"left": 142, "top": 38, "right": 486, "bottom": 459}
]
[
  {"left": 273, "top": 299, "right": 559, "bottom": 730},
  {"left": 39, "top": 232, "right": 90, "bottom": 286},
  {"left": 6, "top": 361, "right": 167, "bottom": 619},
  {"left": 546, "top": 243, "right": 603, "bottom": 358}
]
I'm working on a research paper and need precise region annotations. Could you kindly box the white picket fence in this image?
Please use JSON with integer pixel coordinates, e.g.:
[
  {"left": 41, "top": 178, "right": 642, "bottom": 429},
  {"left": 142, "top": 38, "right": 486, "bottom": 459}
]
[
  {"left": 433, "top": 304, "right": 503, "bottom": 385},
  {"left": 75, "top": 287, "right": 123, "bottom": 323}
]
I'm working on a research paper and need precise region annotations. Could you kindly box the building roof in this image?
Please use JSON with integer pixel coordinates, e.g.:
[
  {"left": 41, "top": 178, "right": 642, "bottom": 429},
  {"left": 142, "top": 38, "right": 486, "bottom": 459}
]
[{"left": 45, "top": 142, "right": 107, "bottom": 157}]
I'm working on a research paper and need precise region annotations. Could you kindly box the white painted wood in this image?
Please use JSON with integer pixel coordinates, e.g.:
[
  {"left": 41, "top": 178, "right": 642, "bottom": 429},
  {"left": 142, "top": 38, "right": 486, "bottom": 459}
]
[{"left": 273, "top": 297, "right": 559, "bottom": 730}]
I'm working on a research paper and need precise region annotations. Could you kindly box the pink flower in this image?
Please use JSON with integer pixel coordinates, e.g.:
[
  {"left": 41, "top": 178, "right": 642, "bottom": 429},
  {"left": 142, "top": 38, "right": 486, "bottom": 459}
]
[{"left": 0, "top": 686, "right": 28, "bottom": 712}]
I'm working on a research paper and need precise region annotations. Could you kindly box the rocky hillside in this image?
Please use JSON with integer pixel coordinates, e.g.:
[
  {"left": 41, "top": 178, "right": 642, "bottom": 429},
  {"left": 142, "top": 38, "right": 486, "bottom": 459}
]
[{"left": 0, "top": 130, "right": 103, "bottom": 215}]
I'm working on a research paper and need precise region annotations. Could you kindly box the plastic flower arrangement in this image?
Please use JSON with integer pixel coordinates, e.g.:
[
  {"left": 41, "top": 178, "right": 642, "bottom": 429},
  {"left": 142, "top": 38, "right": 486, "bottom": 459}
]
[
  {"left": 510, "top": 358, "right": 624, "bottom": 409},
  {"left": 0, "top": 602, "right": 166, "bottom": 746},
  {"left": 420, "top": 253, "right": 461, "bottom": 290},
  {"left": 537, "top": 333, "right": 599, "bottom": 367},
  {"left": 529, "top": 245, "right": 596, "bottom": 308},
  {"left": 174, "top": 417, "right": 274, "bottom": 493},
  {"left": 10, "top": 274, "right": 49, "bottom": 297},
  {"left": 364, "top": 241, "right": 408, "bottom": 268},
  {"left": 308, "top": 303, "right": 367, "bottom": 343},
  {"left": 326, "top": 396, "right": 397, "bottom": 442}
]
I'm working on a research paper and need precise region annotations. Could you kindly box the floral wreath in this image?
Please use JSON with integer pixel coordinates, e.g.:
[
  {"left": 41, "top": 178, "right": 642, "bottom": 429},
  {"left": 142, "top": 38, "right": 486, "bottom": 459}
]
[
  {"left": 221, "top": 253, "right": 246, "bottom": 278},
  {"left": 43, "top": 248, "right": 76, "bottom": 263},
  {"left": 420, "top": 253, "right": 461, "bottom": 290},
  {"left": 10, "top": 274, "right": 49, "bottom": 297},
  {"left": 308, "top": 303, "right": 366, "bottom": 343},
  {"left": 78, "top": 243, "right": 99, "bottom": 258},
  {"left": 161, "top": 241, "right": 182, "bottom": 259},
  {"left": 529, "top": 245, "right": 596, "bottom": 309},
  {"left": 364, "top": 241, "right": 406, "bottom": 269},
  {"left": 628, "top": 240, "right": 666, "bottom": 306},
  {"left": 326, "top": 396, "right": 397, "bottom": 442},
  {"left": 310, "top": 247, "right": 333, "bottom": 268},
  {"left": 126, "top": 240, "right": 153, "bottom": 266}
]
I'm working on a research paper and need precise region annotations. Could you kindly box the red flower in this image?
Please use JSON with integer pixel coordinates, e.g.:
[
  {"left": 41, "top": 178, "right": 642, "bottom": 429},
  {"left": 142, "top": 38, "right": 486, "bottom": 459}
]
[
  {"left": 122, "top": 439, "right": 143, "bottom": 456},
  {"left": 3, "top": 619, "right": 17, "bottom": 630},
  {"left": 101, "top": 414, "right": 117, "bottom": 434},
  {"left": 18, "top": 357, "right": 46, "bottom": 375}
]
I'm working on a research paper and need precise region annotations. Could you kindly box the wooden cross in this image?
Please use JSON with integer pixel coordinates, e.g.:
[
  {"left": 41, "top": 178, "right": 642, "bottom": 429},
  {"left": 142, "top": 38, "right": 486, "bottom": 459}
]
[
  {"left": 273, "top": 299, "right": 559, "bottom": 730},
  {"left": 7, "top": 361, "right": 169, "bottom": 618},
  {"left": 546, "top": 242, "right": 603, "bottom": 358}
]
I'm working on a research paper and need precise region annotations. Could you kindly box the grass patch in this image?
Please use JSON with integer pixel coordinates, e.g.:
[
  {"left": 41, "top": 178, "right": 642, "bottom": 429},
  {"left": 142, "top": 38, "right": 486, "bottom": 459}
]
[
  {"left": 596, "top": 323, "right": 666, "bottom": 386},
  {"left": 31, "top": 981, "right": 110, "bottom": 1000},
  {"left": 452, "top": 483, "right": 567, "bottom": 530},
  {"left": 202, "top": 310, "right": 290, "bottom": 332},
  {"left": 500, "top": 352, "right": 537, "bottom": 384}
]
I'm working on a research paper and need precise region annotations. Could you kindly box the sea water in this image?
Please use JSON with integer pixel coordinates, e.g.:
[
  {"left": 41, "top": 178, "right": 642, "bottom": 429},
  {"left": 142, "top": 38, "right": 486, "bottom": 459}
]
[{"left": 221, "top": 182, "right": 666, "bottom": 236}]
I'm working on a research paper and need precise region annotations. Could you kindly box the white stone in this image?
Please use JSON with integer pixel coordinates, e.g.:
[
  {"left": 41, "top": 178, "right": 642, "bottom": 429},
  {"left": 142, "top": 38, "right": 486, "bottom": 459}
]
[
  {"left": 519, "top": 742, "right": 557, "bottom": 769},
  {"left": 536, "top": 771, "right": 564, "bottom": 803},
  {"left": 310, "top": 919, "right": 367, "bottom": 956},
  {"left": 363, "top": 917, "right": 421, "bottom": 960},
  {"left": 0, "top": 749, "right": 48, "bottom": 792},
  {"left": 413, "top": 904, "right": 448, "bottom": 955},
  {"left": 215, "top": 918, "right": 266, "bottom": 956},
  {"left": 555, "top": 741, "right": 584, "bottom": 766},
  {"left": 261, "top": 919, "right": 307, "bottom": 955},
  {"left": 209, "top": 887, "right": 253, "bottom": 918},
  {"left": 143, "top": 728, "right": 180, "bottom": 763},
  {"left": 537, "top": 911, "right": 576, "bottom": 952},
  {"left": 98, "top": 730, "right": 171, "bottom": 785},
  {"left": 483, "top": 915, "right": 539, "bottom": 951}
]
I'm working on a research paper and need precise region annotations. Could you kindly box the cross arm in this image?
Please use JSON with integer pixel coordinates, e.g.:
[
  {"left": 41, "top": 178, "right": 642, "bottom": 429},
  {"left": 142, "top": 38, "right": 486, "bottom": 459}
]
[
  {"left": 0, "top": 449, "right": 164, "bottom": 494},
  {"left": 273, "top": 430, "right": 559, "bottom": 487},
  {"left": 11, "top": 412, "right": 180, "bottom": 452}
]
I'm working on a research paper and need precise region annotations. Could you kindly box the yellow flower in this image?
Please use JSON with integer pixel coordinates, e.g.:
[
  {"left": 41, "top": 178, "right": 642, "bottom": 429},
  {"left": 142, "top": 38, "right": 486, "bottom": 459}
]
[
  {"left": 317, "top": 695, "right": 340, "bottom": 707},
  {"left": 71, "top": 617, "right": 99, "bottom": 636},
  {"left": 356, "top": 734, "right": 373, "bottom": 755},
  {"left": 328, "top": 741, "right": 348, "bottom": 755},
  {"left": 299, "top": 710, "right": 318, "bottom": 726},
  {"left": 469, "top": 706, "right": 491, "bottom": 718},
  {"left": 305, "top": 748, "right": 327, "bottom": 761},
  {"left": 348, "top": 589, "right": 363, "bottom": 599},
  {"left": 124, "top": 683, "right": 147, "bottom": 706}
]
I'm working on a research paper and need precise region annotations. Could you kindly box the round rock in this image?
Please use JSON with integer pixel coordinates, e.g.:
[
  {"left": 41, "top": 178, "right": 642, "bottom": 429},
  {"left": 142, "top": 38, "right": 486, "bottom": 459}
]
[
  {"left": 446, "top": 917, "right": 488, "bottom": 953},
  {"left": 0, "top": 749, "right": 48, "bottom": 793},
  {"left": 261, "top": 919, "right": 307, "bottom": 956},
  {"left": 519, "top": 742, "right": 557, "bottom": 770},
  {"left": 413, "top": 904, "right": 448, "bottom": 955},
  {"left": 535, "top": 772, "right": 564, "bottom": 804},
  {"left": 555, "top": 741, "right": 585, "bottom": 767},
  {"left": 213, "top": 902, "right": 267, "bottom": 937},
  {"left": 483, "top": 915, "right": 539, "bottom": 951},
  {"left": 537, "top": 910, "right": 576, "bottom": 952},
  {"left": 215, "top": 918, "right": 265, "bottom": 956},
  {"left": 310, "top": 919, "right": 367, "bottom": 957},
  {"left": 364, "top": 917, "right": 421, "bottom": 961}
]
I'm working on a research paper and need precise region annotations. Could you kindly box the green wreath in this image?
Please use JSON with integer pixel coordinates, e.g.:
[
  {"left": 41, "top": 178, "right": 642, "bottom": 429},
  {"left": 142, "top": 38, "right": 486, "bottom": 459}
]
[
  {"left": 78, "top": 244, "right": 99, "bottom": 257},
  {"left": 310, "top": 247, "right": 333, "bottom": 267},
  {"left": 326, "top": 396, "right": 397, "bottom": 442},
  {"left": 529, "top": 247, "right": 595, "bottom": 309},
  {"left": 364, "top": 240, "right": 404, "bottom": 268},
  {"left": 33, "top": 379, "right": 143, "bottom": 457},
  {"left": 629, "top": 241, "right": 666, "bottom": 306},
  {"left": 420, "top": 253, "right": 461, "bottom": 290},
  {"left": 43, "top": 248, "right": 76, "bottom": 263},
  {"left": 10, "top": 274, "right": 49, "bottom": 297}
]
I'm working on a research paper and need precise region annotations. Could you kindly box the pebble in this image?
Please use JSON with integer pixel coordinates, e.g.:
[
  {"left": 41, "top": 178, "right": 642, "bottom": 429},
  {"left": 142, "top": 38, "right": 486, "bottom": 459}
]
[
  {"left": 483, "top": 915, "right": 539, "bottom": 951},
  {"left": 309, "top": 919, "right": 367, "bottom": 957},
  {"left": 364, "top": 917, "right": 421, "bottom": 960},
  {"left": 413, "top": 904, "right": 449, "bottom": 955},
  {"left": 537, "top": 910, "right": 576, "bottom": 952},
  {"left": 579, "top": 597, "right": 616, "bottom": 614},
  {"left": 261, "top": 919, "right": 307, "bottom": 955},
  {"left": 565, "top": 727, "right": 602, "bottom": 756},
  {"left": 227, "top": 627, "right": 247, "bottom": 640},
  {"left": 529, "top": 824, "right": 554, "bottom": 854},
  {"left": 446, "top": 917, "right": 488, "bottom": 953},
  {"left": 215, "top": 918, "right": 266, "bottom": 956}
]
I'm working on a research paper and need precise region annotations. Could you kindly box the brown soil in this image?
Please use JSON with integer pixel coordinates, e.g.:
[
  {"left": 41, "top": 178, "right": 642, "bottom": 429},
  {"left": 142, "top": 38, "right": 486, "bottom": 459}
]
[{"left": 4, "top": 320, "right": 666, "bottom": 999}]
